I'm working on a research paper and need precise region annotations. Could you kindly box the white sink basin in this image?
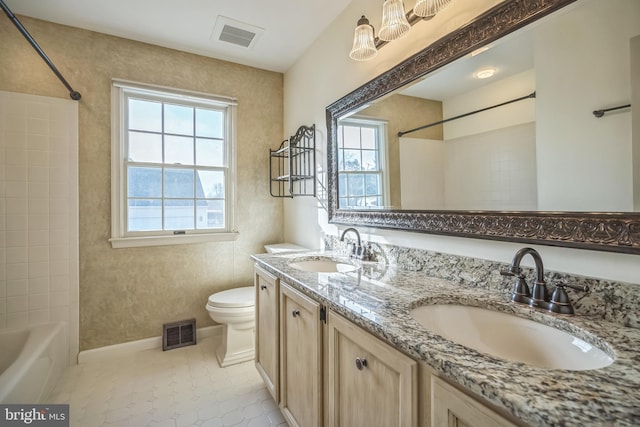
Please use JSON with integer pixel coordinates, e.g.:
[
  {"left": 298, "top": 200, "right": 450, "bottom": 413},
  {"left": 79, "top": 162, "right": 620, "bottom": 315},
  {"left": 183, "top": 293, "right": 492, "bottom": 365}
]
[
  {"left": 289, "top": 257, "right": 359, "bottom": 273},
  {"left": 410, "top": 304, "right": 613, "bottom": 371}
]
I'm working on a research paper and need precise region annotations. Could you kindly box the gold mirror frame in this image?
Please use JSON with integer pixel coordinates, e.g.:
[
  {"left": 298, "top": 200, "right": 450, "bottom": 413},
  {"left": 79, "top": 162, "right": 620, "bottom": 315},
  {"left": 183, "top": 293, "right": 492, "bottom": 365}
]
[{"left": 326, "top": 0, "right": 640, "bottom": 254}]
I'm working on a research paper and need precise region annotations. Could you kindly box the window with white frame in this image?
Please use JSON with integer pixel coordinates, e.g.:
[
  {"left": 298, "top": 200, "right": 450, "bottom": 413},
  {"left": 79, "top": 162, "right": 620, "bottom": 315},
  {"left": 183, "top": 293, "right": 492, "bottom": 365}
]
[
  {"left": 110, "top": 80, "right": 237, "bottom": 248},
  {"left": 337, "top": 118, "right": 388, "bottom": 209}
]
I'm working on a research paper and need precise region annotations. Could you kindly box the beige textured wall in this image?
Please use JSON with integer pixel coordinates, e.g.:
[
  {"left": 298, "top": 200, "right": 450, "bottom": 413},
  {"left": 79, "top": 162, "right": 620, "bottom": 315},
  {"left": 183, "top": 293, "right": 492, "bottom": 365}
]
[
  {"left": 358, "top": 94, "right": 442, "bottom": 208},
  {"left": 0, "top": 16, "right": 284, "bottom": 350}
]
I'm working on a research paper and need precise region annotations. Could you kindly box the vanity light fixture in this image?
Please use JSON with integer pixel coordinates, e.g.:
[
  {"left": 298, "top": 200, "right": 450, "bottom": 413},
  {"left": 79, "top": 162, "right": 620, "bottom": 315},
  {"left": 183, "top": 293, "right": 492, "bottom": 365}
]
[{"left": 349, "top": 0, "right": 453, "bottom": 61}]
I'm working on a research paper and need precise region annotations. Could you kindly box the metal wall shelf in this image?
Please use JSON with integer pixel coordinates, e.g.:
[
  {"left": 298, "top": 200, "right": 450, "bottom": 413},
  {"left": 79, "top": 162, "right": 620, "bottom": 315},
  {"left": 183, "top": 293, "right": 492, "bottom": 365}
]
[{"left": 270, "top": 124, "right": 316, "bottom": 198}]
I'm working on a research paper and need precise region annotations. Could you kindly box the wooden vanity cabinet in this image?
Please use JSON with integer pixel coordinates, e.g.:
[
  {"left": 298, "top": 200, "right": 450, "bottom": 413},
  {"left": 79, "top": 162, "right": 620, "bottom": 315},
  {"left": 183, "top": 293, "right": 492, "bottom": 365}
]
[
  {"left": 254, "top": 264, "right": 517, "bottom": 427},
  {"left": 254, "top": 266, "right": 280, "bottom": 403},
  {"left": 431, "top": 376, "right": 518, "bottom": 427},
  {"left": 279, "top": 282, "right": 323, "bottom": 427},
  {"left": 327, "top": 311, "right": 418, "bottom": 427}
]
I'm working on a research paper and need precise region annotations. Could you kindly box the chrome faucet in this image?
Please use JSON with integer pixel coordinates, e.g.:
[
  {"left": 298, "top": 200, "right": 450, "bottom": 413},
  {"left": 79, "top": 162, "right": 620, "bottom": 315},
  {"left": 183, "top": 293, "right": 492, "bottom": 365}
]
[
  {"left": 340, "top": 228, "right": 371, "bottom": 261},
  {"left": 500, "top": 247, "right": 588, "bottom": 314}
]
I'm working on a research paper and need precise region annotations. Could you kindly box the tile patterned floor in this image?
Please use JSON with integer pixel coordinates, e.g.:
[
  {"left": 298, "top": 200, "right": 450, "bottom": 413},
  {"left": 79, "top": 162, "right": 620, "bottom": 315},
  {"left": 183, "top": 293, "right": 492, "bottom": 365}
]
[{"left": 46, "top": 337, "right": 286, "bottom": 427}]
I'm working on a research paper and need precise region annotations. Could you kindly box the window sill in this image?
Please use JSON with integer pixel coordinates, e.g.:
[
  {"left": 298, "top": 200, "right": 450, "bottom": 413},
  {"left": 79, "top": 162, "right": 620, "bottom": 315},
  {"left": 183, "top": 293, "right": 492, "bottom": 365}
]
[{"left": 109, "top": 232, "right": 239, "bottom": 249}]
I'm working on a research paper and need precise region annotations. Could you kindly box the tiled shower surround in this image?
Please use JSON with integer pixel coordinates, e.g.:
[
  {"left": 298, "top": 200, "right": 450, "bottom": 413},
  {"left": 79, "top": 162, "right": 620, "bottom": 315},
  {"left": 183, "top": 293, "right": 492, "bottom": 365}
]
[
  {"left": 325, "top": 236, "right": 640, "bottom": 328},
  {"left": 0, "top": 91, "right": 79, "bottom": 361}
]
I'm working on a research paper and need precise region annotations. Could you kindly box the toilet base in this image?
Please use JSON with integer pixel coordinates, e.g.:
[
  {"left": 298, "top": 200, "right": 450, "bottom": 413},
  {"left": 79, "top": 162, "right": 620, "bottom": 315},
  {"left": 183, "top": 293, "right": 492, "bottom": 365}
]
[
  {"left": 216, "top": 345, "right": 255, "bottom": 367},
  {"left": 215, "top": 322, "right": 255, "bottom": 367}
]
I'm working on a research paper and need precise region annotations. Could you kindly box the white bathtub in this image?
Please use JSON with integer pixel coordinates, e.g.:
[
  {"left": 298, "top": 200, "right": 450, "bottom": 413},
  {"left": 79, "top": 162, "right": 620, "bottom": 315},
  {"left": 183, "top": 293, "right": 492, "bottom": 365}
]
[{"left": 0, "top": 322, "right": 68, "bottom": 403}]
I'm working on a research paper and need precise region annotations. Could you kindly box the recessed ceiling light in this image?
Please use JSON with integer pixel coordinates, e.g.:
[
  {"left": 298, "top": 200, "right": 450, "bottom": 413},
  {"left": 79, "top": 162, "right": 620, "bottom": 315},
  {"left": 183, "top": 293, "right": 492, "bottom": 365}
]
[{"left": 475, "top": 67, "right": 496, "bottom": 79}]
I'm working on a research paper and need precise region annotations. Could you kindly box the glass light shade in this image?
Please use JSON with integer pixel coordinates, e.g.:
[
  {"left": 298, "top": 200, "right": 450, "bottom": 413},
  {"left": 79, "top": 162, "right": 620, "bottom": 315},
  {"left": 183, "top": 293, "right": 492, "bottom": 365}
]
[
  {"left": 378, "top": 0, "right": 411, "bottom": 41},
  {"left": 414, "top": 0, "right": 452, "bottom": 18},
  {"left": 349, "top": 16, "right": 378, "bottom": 61}
]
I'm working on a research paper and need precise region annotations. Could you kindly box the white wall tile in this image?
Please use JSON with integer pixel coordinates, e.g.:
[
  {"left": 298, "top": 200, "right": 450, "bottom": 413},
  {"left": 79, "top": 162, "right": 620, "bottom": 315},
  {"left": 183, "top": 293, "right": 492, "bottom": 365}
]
[
  {"left": 6, "top": 312, "right": 27, "bottom": 329},
  {"left": 28, "top": 118, "right": 49, "bottom": 135},
  {"left": 6, "top": 263, "right": 27, "bottom": 280},
  {"left": 29, "top": 293, "right": 49, "bottom": 310},
  {"left": 28, "top": 230, "right": 49, "bottom": 246},
  {"left": 29, "top": 277, "right": 49, "bottom": 294},
  {"left": 6, "top": 181, "right": 27, "bottom": 198},
  {"left": 6, "top": 214, "right": 27, "bottom": 231},
  {"left": 6, "top": 246, "right": 27, "bottom": 264},
  {"left": 5, "top": 132, "right": 27, "bottom": 149},
  {"left": 28, "top": 102, "right": 49, "bottom": 120},
  {"left": 7, "top": 295, "right": 27, "bottom": 313},
  {"left": 1, "top": 91, "right": 78, "bottom": 365},
  {"left": 6, "top": 198, "right": 27, "bottom": 215},
  {"left": 28, "top": 309, "right": 49, "bottom": 325},
  {"left": 28, "top": 261, "right": 49, "bottom": 278}
]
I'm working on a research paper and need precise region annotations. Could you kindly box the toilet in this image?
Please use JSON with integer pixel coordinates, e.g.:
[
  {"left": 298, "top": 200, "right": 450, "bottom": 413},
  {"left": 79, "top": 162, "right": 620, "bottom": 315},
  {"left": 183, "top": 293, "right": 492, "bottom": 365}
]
[{"left": 206, "top": 286, "right": 255, "bottom": 367}]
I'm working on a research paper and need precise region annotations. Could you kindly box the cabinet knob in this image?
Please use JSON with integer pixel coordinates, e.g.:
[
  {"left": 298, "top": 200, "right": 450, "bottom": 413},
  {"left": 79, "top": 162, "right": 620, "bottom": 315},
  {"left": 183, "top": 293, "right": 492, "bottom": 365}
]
[
  {"left": 355, "top": 357, "right": 368, "bottom": 370},
  {"left": 260, "top": 285, "right": 267, "bottom": 290},
  {"left": 292, "top": 309, "right": 300, "bottom": 317}
]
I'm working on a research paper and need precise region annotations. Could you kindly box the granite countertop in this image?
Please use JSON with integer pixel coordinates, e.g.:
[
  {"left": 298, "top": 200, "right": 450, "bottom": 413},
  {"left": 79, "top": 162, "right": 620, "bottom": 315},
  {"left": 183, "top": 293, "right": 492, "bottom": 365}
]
[{"left": 251, "top": 251, "right": 640, "bottom": 427}]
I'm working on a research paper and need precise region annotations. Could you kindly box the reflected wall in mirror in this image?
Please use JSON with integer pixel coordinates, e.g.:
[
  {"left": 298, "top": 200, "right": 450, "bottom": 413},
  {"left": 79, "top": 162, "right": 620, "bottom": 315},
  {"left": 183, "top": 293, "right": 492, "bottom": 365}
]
[{"left": 327, "top": 0, "right": 640, "bottom": 254}]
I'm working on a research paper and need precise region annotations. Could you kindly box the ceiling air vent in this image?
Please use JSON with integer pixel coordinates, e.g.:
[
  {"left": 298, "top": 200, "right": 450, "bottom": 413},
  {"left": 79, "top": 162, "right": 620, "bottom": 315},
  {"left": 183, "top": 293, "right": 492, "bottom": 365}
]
[{"left": 212, "top": 16, "right": 264, "bottom": 49}]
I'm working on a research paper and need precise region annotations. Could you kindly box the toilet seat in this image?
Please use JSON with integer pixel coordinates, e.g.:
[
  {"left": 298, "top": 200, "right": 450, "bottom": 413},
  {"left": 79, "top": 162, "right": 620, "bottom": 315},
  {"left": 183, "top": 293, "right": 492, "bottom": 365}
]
[{"left": 207, "top": 286, "right": 254, "bottom": 308}]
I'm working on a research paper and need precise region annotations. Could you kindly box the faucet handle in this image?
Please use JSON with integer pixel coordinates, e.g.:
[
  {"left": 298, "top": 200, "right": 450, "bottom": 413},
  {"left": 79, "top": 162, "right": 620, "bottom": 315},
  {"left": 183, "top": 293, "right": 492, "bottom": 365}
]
[{"left": 548, "top": 282, "right": 588, "bottom": 315}]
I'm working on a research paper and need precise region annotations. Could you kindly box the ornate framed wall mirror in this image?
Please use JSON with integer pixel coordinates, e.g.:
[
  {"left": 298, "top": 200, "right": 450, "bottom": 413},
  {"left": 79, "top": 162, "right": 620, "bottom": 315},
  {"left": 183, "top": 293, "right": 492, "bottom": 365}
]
[{"left": 326, "top": 0, "right": 640, "bottom": 254}]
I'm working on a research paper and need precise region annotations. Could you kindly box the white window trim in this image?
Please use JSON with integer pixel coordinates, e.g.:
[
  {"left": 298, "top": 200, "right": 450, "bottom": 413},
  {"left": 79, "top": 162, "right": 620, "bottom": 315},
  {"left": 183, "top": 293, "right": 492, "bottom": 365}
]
[{"left": 110, "top": 79, "right": 239, "bottom": 248}]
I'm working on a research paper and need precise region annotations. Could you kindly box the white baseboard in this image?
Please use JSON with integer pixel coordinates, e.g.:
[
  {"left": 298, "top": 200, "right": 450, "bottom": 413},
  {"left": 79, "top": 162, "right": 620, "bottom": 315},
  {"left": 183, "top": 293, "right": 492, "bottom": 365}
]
[{"left": 77, "top": 325, "right": 222, "bottom": 364}]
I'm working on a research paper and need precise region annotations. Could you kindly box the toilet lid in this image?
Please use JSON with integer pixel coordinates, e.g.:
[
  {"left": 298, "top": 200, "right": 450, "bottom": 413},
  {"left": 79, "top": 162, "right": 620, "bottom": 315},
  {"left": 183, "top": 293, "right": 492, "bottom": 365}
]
[{"left": 208, "top": 287, "right": 255, "bottom": 308}]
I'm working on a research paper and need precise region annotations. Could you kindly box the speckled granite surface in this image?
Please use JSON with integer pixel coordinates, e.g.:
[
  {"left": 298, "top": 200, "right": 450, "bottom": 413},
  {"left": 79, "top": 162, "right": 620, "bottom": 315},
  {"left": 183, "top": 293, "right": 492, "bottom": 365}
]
[{"left": 251, "top": 247, "right": 640, "bottom": 427}]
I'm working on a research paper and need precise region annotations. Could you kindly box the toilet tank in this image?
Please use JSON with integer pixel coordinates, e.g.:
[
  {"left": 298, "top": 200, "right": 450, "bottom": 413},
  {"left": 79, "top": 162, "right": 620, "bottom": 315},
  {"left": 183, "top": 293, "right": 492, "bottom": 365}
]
[{"left": 264, "top": 243, "right": 307, "bottom": 254}]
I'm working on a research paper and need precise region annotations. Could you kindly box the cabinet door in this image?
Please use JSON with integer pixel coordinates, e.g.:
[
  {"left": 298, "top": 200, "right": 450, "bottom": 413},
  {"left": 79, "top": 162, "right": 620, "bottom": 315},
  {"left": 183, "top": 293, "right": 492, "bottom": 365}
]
[
  {"left": 431, "top": 376, "right": 517, "bottom": 427},
  {"left": 280, "top": 282, "right": 323, "bottom": 427},
  {"left": 254, "top": 266, "right": 279, "bottom": 403},
  {"left": 328, "top": 311, "right": 418, "bottom": 427}
]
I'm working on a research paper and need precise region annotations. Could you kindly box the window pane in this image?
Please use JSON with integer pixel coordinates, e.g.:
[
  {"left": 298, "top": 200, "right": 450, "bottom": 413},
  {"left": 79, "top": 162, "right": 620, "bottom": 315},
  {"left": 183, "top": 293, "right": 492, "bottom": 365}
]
[
  {"left": 361, "top": 127, "right": 377, "bottom": 149},
  {"left": 347, "top": 197, "right": 362, "bottom": 207},
  {"left": 365, "top": 174, "right": 381, "bottom": 196},
  {"left": 128, "top": 199, "right": 162, "bottom": 231},
  {"left": 361, "top": 150, "right": 378, "bottom": 171},
  {"left": 129, "top": 131, "right": 162, "bottom": 163},
  {"left": 196, "top": 109, "right": 224, "bottom": 138},
  {"left": 165, "top": 135, "right": 194, "bottom": 165},
  {"left": 343, "top": 150, "right": 362, "bottom": 171},
  {"left": 196, "top": 138, "right": 224, "bottom": 167},
  {"left": 342, "top": 126, "right": 361, "bottom": 149},
  {"left": 347, "top": 174, "right": 364, "bottom": 197},
  {"left": 197, "top": 170, "right": 225, "bottom": 198},
  {"left": 197, "top": 200, "right": 225, "bottom": 229},
  {"left": 164, "top": 199, "right": 194, "bottom": 230},
  {"left": 338, "top": 174, "right": 347, "bottom": 197},
  {"left": 128, "top": 167, "right": 162, "bottom": 197},
  {"left": 164, "top": 104, "right": 194, "bottom": 135},
  {"left": 164, "top": 168, "right": 194, "bottom": 198},
  {"left": 366, "top": 196, "right": 382, "bottom": 207},
  {"left": 129, "top": 99, "right": 162, "bottom": 132}
]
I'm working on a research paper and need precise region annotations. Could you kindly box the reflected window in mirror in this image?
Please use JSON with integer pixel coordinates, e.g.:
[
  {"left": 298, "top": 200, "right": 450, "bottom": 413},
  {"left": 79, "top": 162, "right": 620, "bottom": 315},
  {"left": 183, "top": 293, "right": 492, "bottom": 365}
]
[{"left": 337, "top": 118, "right": 389, "bottom": 209}]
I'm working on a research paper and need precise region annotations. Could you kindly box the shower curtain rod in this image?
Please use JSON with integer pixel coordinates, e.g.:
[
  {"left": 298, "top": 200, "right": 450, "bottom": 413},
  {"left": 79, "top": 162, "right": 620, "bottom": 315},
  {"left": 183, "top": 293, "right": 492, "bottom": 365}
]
[
  {"left": 398, "top": 92, "right": 536, "bottom": 137},
  {"left": 0, "top": 0, "right": 81, "bottom": 100},
  {"left": 593, "top": 104, "right": 631, "bottom": 118}
]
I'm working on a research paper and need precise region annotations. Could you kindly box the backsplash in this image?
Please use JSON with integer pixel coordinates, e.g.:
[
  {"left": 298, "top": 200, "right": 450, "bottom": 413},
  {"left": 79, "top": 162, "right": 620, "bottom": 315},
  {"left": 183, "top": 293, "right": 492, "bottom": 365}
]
[{"left": 324, "top": 236, "right": 640, "bottom": 328}]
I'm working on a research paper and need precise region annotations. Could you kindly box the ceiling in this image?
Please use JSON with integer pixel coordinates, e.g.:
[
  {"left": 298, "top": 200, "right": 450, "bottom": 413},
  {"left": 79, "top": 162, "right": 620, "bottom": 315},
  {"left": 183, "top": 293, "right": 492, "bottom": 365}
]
[{"left": 2, "top": 0, "right": 353, "bottom": 73}]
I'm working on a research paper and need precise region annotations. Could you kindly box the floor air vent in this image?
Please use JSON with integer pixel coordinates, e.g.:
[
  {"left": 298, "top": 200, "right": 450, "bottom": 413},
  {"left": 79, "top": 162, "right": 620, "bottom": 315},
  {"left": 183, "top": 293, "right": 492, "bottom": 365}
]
[{"left": 163, "top": 318, "right": 196, "bottom": 351}]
